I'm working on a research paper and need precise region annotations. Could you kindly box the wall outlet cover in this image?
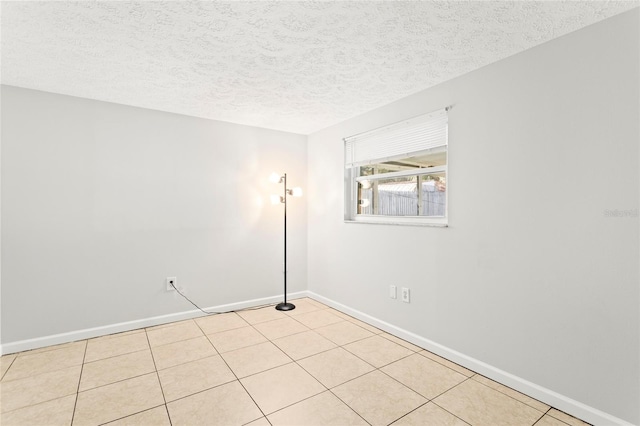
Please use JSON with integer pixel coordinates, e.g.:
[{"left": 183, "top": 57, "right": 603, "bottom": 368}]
[
  {"left": 401, "top": 287, "right": 410, "bottom": 303},
  {"left": 166, "top": 277, "right": 177, "bottom": 292}
]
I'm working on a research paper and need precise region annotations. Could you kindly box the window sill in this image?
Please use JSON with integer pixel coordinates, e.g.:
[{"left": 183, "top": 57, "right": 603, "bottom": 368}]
[{"left": 344, "top": 218, "right": 448, "bottom": 228}]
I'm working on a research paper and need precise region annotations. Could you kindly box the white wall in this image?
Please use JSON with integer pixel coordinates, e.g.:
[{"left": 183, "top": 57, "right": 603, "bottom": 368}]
[
  {"left": 1, "top": 86, "right": 307, "bottom": 345},
  {"left": 308, "top": 10, "right": 638, "bottom": 425}
]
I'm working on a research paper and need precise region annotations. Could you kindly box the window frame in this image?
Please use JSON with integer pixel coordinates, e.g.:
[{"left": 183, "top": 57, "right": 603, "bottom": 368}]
[{"left": 343, "top": 109, "right": 449, "bottom": 227}]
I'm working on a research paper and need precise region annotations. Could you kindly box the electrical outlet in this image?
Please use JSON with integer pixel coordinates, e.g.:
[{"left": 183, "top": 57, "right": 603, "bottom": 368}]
[
  {"left": 401, "top": 287, "right": 410, "bottom": 303},
  {"left": 389, "top": 285, "right": 397, "bottom": 299},
  {"left": 166, "top": 277, "right": 177, "bottom": 292}
]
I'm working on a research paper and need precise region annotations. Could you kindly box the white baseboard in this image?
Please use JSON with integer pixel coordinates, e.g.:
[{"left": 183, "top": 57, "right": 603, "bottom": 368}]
[
  {"left": 308, "top": 291, "right": 635, "bottom": 426},
  {"left": 0, "top": 292, "right": 306, "bottom": 355}
]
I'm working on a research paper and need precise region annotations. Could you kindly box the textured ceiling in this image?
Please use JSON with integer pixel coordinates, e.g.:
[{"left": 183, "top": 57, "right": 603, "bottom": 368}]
[{"left": 1, "top": 1, "right": 638, "bottom": 134}]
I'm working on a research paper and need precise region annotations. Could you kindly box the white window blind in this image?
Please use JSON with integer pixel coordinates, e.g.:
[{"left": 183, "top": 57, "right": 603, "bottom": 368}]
[{"left": 344, "top": 108, "right": 448, "bottom": 169}]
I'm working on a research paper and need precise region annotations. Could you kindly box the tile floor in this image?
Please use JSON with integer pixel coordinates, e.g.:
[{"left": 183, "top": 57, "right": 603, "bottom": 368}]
[{"left": 0, "top": 297, "right": 590, "bottom": 426}]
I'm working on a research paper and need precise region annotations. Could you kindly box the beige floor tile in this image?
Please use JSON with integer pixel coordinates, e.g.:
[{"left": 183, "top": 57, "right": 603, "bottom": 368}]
[
  {"left": 2, "top": 342, "right": 86, "bottom": 382},
  {"left": 0, "top": 394, "right": 75, "bottom": 426},
  {"left": 245, "top": 417, "right": 271, "bottom": 426},
  {"left": 472, "top": 374, "right": 550, "bottom": 412},
  {"left": 0, "top": 354, "right": 17, "bottom": 380},
  {"left": 298, "top": 347, "right": 375, "bottom": 388},
  {"left": 382, "top": 353, "right": 467, "bottom": 399},
  {"left": 333, "top": 370, "right": 427, "bottom": 426},
  {"left": 268, "top": 390, "right": 368, "bottom": 426},
  {"left": 86, "top": 329, "right": 145, "bottom": 343},
  {"left": 315, "top": 320, "right": 375, "bottom": 346},
  {"left": 221, "top": 341, "right": 291, "bottom": 378},
  {"left": 272, "top": 330, "right": 337, "bottom": 360},
  {"left": 298, "top": 297, "right": 329, "bottom": 308},
  {"left": 345, "top": 317, "right": 384, "bottom": 334},
  {"left": 85, "top": 332, "right": 150, "bottom": 363},
  {"left": 105, "top": 406, "right": 171, "bottom": 425},
  {"left": 323, "top": 307, "right": 351, "bottom": 319},
  {"left": 237, "top": 306, "right": 289, "bottom": 325},
  {"left": 147, "top": 320, "right": 203, "bottom": 347},
  {"left": 73, "top": 373, "right": 165, "bottom": 426},
  {"left": 151, "top": 336, "right": 217, "bottom": 370},
  {"left": 241, "top": 362, "right": 326, "bottom": 415},
  {"left": 434, "top": 378, "right": 544, "bottom": 426},
  {"left": 287, "top": 298, "right": 325, "bottom": 315},
  {"left": 167, "top": 380, "right": 262, "bottom": 426},
  {"left": 381, "top": 333, "right": 423, "bottom": 352},
  {"left": 292, "top": 310, "right": 343, "bottom": 329},
  {"left": 158, "top": 355, "right": 235, "bottom": 402},
  {"left": 254, "top": 317, "right": 309, "bottom": 340},
  {"left": 207, "top": 326, "right": 267, "bottom": 353},
  {"left": 419, "top": 350, "right": 475, "bottom": 377},
  {"left": 80, "top": 349, "right": 155, "bottom": 391},
  {"left": 145, "top": 319, "right": 195, "bottom": 332},
  {"left": 392, "top": 402, "right": 468, "bottom": 426},
  {"left": 194, "top": 312, "right": 249, "bottom": 335},
  {"left": 344, "top": 335, "right": 414, "bottom": 368},
  {"left": 535, "top": 414, "right": 573, "bottom": 426},
  {"left": 15, "top": 340, "right": 85, "bottom": 357},
  {"left": 547, "top": 408, "right": 590, "bottom": 426},
  {"left": 0, "top": 365, "right": 81, "bottom": 413},
  {"left": 98, "top": 329, "right": 145, "bottom": 338}
]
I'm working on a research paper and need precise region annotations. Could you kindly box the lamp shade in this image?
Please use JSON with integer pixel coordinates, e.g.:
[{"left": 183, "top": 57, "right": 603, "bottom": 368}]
[{"left": 269, "top": 172, "right": 283, "bottom": 183}]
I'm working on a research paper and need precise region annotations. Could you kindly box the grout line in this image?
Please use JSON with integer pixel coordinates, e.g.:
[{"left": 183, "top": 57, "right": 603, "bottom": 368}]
[
  {"left": 76, "top": 371, "right": 158, "bottom": 394},
  {"left": 292, "top": 355, "right": 373, "bottom": 426},
  {"left": 377, "top": 363, "right": 431, "bottom": 398},
  {"left": 96, "top": 404, "right": 166, "bottom": 425},
  {"left": 417, "top": 350, "right": 475, "bottom": 377},
  {"left": 11, "top": 339, "right": 86, "bottom": 358},
  {"left": 428, "top": 382, "right": 478, "bottom": 426},
  {"left": 1, "top": 362, "right": 87, "bottom": 384},
  {"left": 339, "top": 338, "right": 415, "bottom": 371},
  {"left": 428, "top": 400, "right": 474, "bottom": 426},
  {"left": 164, "top": 393, "right": 174, "bottom": 423},
  {"left": 387, "top": 401, "right": 431, "bottom": 425},
  {"left": 545, "top": 408, "right": 588, "bottom": 426},
  {"left": 0, "top": 355, "right": 17, "bottom": 381},
  {"left": 154, "top": 376, "right": 238, "bottom": 405},
  {"left": 378, "top": 333, "right": 423, "bottom": 352},
  {"left": 193, "top": 318, "right": 269, "bottom": 421},
  {"left": 254, "top": 327, "right": 312, "bottom": 342},
  {"left": 470, "top": 374, "right": 551, "bottom": 411},
  {"left": 428, "top": 375, "right": 472, "bottom": 402},
  {"left": 229, "top": 359, "right": 297, "bottom": 381},
  {"left": 143, "top": 330, "right": 172, "bottom": 426},
  {"left": 468, "top": 374, "right": 550, "bottom": 414},
  {"left": 312, "top": 326, "right": 378, "bottom": 346},
  {"left": 258, "top": 387, "right": 329, "bottom": 420},
  {"left": 281, "top": 343, "right": 339, "bottom": 363},
  {"left": 531, "top": 413, "right": 547, "bottom": 426},
  {"left": 325, "top": 387, "right": 374, "bottom": 426},
  {"left": 82, "top": 347, "right": 150, "bottom": 366},
  {"left": 70, "top": 339, "right": 89, "bottom": 425}
]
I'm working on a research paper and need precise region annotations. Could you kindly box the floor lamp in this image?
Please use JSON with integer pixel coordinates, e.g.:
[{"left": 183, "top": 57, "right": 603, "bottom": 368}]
[{"left": 270, "top": 172, "right": 302, "bottom": 311}]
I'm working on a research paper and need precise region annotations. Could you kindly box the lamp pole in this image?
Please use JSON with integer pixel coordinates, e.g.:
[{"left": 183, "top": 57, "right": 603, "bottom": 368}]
[{"left": 276, "top": 172, "right": 295, "bottom": 311}]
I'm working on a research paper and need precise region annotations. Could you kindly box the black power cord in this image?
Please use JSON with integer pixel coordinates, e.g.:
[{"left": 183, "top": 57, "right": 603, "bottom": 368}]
[{"left": 169, "top": 282, "right": 274, "bottom": 315}]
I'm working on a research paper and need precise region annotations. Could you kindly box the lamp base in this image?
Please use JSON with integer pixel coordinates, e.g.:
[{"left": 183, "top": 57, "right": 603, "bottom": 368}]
[{"left": 275, "top": 302, "right": 296, "bottom": 311}]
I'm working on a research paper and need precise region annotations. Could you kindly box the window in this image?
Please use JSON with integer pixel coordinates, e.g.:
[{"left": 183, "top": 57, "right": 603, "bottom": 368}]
[{"left": 344, "top": 108, "right": 449, "bottom": 226}]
